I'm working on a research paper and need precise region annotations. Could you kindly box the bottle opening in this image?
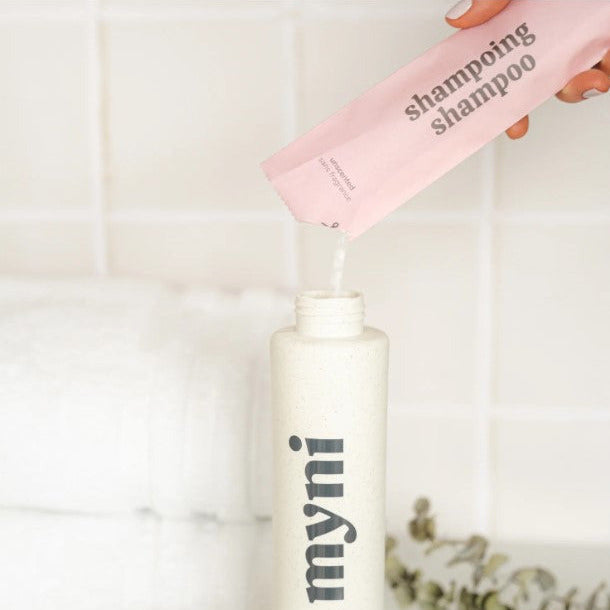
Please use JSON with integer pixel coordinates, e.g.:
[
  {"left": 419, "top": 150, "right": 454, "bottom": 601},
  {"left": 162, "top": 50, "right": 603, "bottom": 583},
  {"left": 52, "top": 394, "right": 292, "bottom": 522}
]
[{"left": 295, "top": 290, "right": 364, "bottom": 338}]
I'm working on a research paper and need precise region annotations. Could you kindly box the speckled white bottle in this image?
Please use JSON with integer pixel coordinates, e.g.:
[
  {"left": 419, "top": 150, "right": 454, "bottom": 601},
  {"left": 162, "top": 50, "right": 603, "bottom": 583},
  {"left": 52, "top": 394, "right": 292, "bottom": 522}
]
[{"left": 270, "top": 290, "right": 388, "bottom": 610}]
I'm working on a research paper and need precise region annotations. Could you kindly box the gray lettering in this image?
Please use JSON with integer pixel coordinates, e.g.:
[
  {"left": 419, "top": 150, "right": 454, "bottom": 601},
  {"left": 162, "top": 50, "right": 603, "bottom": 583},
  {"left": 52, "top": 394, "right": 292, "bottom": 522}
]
[
  {"left": 499, "top": 32, "right": 520, "bottom": 54},
  {"left": 520, "top": 54, "right": 536, "bottom": 72},
  {"left": 491, "top": 73, "right": 510, "bottom": 97},
  {"left": 305, "top": 460, "right": 343, "bottom": 500},
  {"left": 464, "top": 59, "right": 483, "bottom": 82},
  {"left": 442, "top": 69, "right": 471, "bottom": 94},
  {"left": 469, "top": 82, "right": 498, "bottom": 107},
  {"left": 306, "top": 438, "right": 343, "bottom": 456},
  {"left": 306, "top": 544, "right": 344, "bottom": 603},
  {"left": 304, "top": 504, "right": 357, "bottom": 543}
]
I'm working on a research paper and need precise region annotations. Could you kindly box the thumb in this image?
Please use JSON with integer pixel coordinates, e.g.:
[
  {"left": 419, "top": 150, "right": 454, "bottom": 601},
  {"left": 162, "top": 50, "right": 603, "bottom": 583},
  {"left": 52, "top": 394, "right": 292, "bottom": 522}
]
[{"left": 446, "top": 0, "right": 512, "bottom": 29}]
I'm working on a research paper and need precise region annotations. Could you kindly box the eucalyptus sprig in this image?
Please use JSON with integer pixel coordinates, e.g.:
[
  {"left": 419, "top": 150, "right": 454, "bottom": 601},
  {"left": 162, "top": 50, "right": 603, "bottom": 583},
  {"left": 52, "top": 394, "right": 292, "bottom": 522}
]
[{"left": 386, "top": 498, "right": 609, "bottom": 610}]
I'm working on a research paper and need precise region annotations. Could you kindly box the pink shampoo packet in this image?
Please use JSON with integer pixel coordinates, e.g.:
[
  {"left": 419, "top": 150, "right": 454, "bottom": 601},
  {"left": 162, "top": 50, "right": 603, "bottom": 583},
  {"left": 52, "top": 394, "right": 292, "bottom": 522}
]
[{"left": 261, "top": 0, "right": 610, "bottom": 239}]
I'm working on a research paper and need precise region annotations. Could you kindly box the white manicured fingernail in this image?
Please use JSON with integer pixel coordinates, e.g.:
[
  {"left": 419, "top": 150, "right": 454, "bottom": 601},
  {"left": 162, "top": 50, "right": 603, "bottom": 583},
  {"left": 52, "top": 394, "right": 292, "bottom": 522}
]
[
  {"left": 582, "top": 88, "right": 603, "bottom": 99},
  {"left": 446, "top": 0, "right": 473, "bottom": 20}
]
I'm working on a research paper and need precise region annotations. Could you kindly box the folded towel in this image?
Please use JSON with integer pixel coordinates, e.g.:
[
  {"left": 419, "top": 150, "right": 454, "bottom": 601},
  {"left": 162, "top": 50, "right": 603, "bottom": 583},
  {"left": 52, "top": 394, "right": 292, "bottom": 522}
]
[
  {"left": 154, "top": 518, "right": 272, "bottom": 609},
  {"left": 0, "top": 278, "right": 165, "bottom": 514},
  {"left": 0, "top": 509, "right": 272, "bottom": 610},
  {"left": 149, "top": 288, "right": 291, "bottom": 521},
  {"left": 0, "top": 278, "right": 291, "bottom": 522}
]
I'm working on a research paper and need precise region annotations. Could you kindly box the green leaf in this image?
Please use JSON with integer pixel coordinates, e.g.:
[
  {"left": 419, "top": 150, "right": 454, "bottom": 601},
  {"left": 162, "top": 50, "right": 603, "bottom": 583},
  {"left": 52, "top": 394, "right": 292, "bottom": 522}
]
[
  {"left": 538, "top": 599, "right": 551, "bottom": 610},
  {"left": 474, "top": 565, "right": 484, "bottom": 588},
  {"left": 482, "top": 591, "right": 511, "bottom": 610},
  {"left": 386, "top": 554, "right": 406, "bottom": 587},
  {"left": 584, "top": 582, "right": 606, "bottom": 610},
  {"left": 388, "top": 495, "right": 588, "bottom": 610},
  {"left": 396, "top": 583, "right": 417, "bottom": 607},
  {"left": 485, "top": 554, "right": 510, "bottom": 579},
  {"left": 563, "top": 587, "right": 578, "bottom": 610},
  {"left": 409, "top": 516, "right": 437, "bottom": 543},
  {"left": 418, "top": 581, "right": 445, "bottom": 603},
  {"left": 474, "top": 554, "right": 510, "bottom": 587},
  {"left": 426, "top": 517, "right": 437, "bottom": 541},
  {"left": 534, "top": 569, "right": 557, "bottom": 593},
  {"left": 415, "top": 497, "right": 431, "bottom": 516},
  {"left": 510, "top": 569, "right": 538, "bottom": 602},
  {"left": 585, "top": 592, "right": 597, "bottom": 610},
  {"left": 447, "top": 536, "right": 489, "bottom": 567},
  {"left": 386, "top": 535, "right": 398, "bottom": 556},
  {"left": 445, "top": 581, "right": 457, "bottom": 603},
  {"left": 426, "top": 539, "right": 457, "bottom": 556},
  {"left": 459, "top": 586, "right": 480, "bottom": 610},
  {"left": 513, "top": 569, "right": 537, "bottom": 586}
]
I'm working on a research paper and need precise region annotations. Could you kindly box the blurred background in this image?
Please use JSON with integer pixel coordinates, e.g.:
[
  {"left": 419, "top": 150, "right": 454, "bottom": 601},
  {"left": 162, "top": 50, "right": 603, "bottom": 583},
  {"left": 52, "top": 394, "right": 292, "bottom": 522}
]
[{"left": 0, "top": 0, "right": 608, "bottom": 608}]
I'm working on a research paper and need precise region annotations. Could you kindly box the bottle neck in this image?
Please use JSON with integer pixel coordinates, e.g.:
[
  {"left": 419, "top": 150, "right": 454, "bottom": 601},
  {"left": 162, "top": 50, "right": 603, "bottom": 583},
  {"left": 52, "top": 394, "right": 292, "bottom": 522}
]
[{"left": 295, "top": 290, "right": 365, "bottom": 338}]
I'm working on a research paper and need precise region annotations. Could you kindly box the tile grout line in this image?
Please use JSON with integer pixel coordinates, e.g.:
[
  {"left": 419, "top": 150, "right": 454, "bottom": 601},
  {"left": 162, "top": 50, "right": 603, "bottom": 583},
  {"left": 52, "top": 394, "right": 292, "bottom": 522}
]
[
  {"left": 390, "top": 403, "right": 610, "bottom": 421},
  {"left": 0, "top": 209, "right": 91, "bottom": 223},
  {"left": 87, "top": 0, "right": 108, "bottom": 275},
  {"left": 0, "top": 4, "right": 443, "bottom": 22},
  {"left": 495, "top": 210, "right": 610, "bottom": 225},
  {"left": 101, "top": 6, "right": 282, "bottom": 21},
  {"left": 473, "top": 142, "right": 496, "bottom": 536},
  {"left": 0, "top": 8, "right": 86, "bottom": 21},
  {"left": 110, "top": 209, "right": 290, "bottom": 224},
  {"left": 3, "top": 207, "right": 610, "bottom": 225},
  {"left": 281, "top": 0, "right": 300, "bottom": 292},
  {"left": 494, "top": 405, "right": 610, "bottom": 422}
]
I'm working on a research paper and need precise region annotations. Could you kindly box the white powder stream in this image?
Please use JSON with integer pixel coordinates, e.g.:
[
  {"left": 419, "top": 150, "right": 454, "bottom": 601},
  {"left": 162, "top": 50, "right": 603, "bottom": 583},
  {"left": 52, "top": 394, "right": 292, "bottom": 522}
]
[{"left": 330, "top": 231, "right": 349, "bottom": 295}]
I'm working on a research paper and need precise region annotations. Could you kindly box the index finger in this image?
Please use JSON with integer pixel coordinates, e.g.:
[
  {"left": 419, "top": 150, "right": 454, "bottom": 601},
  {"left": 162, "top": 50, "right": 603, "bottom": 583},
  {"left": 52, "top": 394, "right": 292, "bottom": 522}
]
[{"left": 446, "top": 0, "right": 512, "bottom": 29}]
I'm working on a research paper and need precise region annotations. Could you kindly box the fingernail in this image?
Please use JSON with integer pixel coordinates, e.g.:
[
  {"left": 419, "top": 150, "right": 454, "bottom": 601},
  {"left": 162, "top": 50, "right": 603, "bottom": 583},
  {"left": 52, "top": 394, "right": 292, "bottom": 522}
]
[
  {"left": 582, "top": 88, "right": 604, "bottom": 99},
  {"left": 446, "top": 0, "right": 473, "bottom": 20}
]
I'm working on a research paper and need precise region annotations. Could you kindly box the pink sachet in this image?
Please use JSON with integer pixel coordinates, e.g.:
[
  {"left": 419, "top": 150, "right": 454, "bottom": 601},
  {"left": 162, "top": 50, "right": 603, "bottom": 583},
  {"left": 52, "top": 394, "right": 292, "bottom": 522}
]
[{"left": 261, "top": 0, "right": 610, "bottom": 239}]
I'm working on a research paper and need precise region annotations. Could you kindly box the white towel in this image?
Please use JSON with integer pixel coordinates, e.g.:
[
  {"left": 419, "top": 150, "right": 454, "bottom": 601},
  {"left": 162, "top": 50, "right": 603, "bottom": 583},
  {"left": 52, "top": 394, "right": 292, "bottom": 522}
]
[
  {"left": 153, "top": 519, "right": 271, "bottom": 609},
  {"left": 0, "top": 278, "right": 291, "bottom": 522},
  {"left": 0, "top": 509, "right": 272, "bottom": 610},
  {"left": 175, "top": 289, "right": 291, "bottom": 521},
  {"left": 0, "top": 278, "right": 164, "bottom": 514},
  {"left": 0, "top": 509, "right": 157, "bottom": 610}
]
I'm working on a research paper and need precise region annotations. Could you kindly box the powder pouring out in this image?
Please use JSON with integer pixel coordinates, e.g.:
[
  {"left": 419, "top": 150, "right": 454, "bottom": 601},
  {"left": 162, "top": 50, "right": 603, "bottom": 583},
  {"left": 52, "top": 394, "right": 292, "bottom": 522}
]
[{"left": 330, "top": 231, "right": 349, "bottom": 295}]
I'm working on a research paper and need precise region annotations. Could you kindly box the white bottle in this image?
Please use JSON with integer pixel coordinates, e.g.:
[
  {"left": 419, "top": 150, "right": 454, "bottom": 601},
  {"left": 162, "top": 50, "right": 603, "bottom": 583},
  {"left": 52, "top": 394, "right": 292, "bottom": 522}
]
[{"left": 270, "top": 290, "right": 389, "bottom": 610}]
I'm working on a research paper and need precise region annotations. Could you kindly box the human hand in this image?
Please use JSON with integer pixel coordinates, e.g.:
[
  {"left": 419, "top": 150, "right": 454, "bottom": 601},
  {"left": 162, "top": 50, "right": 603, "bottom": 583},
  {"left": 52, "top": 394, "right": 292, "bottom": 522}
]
[{"left": 445, "top": 0, "right": 610, "bottom": 139}]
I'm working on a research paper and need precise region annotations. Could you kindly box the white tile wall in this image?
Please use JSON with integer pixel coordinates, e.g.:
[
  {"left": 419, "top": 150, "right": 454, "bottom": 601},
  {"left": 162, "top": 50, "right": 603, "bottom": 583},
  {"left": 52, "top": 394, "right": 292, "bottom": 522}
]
[
  {"left": 497, "top": 96, "right": 610, "bottom": 212},
  {"left": 386, "top": 409, "right": 478, "bottom": 535},
  {"left": 0, "top": 222, "right": 94, "bottom": 273},
  {"left": 493, "top": 419, "right": 610, "bottom": 544},
  {"left": 0, "top": 0, "right": 82, "bottom": 7},
  {"left": 109, "top": 220, "right": 290, "bottom": 288},
  {"left": 495, "top": 224, "right": 610, "bottom": 408},
  {"left": 0, "top": 22, "right": 89, "bottom": 209},
  {"left": 299, "top": 222, "right": 478, "bottom": 406},
  {"left": 104, "top": 20, "right": 286, "bottom": 212},
  {"left": 0, "top": 0, "right": 608, "bottom": 551}
]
